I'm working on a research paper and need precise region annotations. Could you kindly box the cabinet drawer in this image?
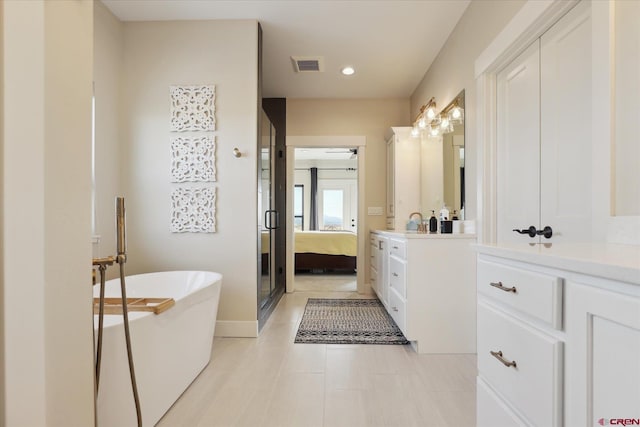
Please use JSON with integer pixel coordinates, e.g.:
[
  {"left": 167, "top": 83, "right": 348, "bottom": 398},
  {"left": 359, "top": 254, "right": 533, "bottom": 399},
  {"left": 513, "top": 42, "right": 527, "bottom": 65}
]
[
  {"left": 388, "top": 288, "right": 406, "bottom": 334},
  {"left": 388, "top": 238, "right": 406, "bottom": 259},
  {"left": 478, "top": 302, "right": 563, "bottom": 427},
  {"left": 477, "top": 378, "right": 528, "bottom": 427},
  {"left": 370, "top": 244, "right": 378, "bottom": 266},
  {"left": 388, "top": 256, "right": 406, "bottom": 297},
  {"left": 478, "top": 259, "right": 563, "bottom": 329}
]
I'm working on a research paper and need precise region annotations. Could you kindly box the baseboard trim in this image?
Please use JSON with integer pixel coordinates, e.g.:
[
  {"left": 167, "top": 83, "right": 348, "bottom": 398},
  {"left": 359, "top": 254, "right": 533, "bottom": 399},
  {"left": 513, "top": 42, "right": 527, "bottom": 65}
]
[{"left": 214, "top": 320, "right": 259, "bottom": 338}]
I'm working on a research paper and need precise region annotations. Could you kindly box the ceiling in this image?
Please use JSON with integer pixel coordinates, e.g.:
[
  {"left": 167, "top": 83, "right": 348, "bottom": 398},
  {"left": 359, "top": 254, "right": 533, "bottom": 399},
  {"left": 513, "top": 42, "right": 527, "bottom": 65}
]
[{"left": 102, "top": 0, "right": 470, "bottom": 99}]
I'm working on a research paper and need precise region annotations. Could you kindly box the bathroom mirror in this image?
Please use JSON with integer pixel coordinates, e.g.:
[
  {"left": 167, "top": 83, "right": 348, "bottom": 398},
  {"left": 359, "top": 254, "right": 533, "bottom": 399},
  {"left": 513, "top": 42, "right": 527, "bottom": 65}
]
[{"left": 420, "top": 90, "right": 465, "bottom": 219}]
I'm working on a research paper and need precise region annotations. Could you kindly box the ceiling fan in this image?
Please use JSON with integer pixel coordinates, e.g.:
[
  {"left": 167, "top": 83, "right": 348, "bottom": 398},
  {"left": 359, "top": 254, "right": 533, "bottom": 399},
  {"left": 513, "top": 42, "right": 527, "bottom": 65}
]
[{"left": 323, "top": 148, "right": 358, "bottom": 159}]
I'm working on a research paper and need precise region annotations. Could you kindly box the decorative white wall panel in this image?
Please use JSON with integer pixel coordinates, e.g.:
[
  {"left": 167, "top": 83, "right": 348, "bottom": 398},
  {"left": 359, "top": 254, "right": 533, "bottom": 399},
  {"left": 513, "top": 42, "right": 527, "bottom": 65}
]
[
  {"left": 170, "top": 136, "right": 216, "bottom": 182},
  {"left": 170, "top": 187, "right": 216, "bottom": 233},
  {"left": 169, "top": 85, "right": 215, "bottom": 131}
]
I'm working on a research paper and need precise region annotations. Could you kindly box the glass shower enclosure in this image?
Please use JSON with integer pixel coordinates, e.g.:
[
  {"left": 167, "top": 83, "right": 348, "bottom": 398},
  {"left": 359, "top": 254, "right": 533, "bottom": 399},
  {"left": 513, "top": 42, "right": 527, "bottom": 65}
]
[{"left": 258, "top": 109, "right": 282, "bottom": 325}]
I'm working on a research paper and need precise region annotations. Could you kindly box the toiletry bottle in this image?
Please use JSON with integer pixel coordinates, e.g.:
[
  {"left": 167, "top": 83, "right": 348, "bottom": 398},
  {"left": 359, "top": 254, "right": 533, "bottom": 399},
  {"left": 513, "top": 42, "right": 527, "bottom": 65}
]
[
  {"left": 429, "top": 210, "right": 437, "bottom": 233},
  {"left": 452, "top": 210, "right": 459, "bottom": 220},
  {"left": 439, "top": 206, "right": 449, "bottom": 221}
]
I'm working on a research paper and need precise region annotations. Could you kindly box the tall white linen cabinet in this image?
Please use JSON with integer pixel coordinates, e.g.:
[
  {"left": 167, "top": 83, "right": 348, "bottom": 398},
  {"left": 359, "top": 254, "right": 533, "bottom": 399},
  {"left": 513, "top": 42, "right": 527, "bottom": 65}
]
[{"left": 475, "top": 1, "right": 640, "bottom": 426}]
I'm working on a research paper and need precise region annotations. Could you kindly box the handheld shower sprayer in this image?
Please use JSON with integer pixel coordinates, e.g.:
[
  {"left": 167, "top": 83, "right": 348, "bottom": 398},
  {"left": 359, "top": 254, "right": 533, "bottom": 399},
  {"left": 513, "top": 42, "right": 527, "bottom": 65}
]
[
  {"left": 116, "top": 197, "right": 127, "bottom": 264},
  {"left": 93, "top": 197, "right": 141, "bottom": 427}
]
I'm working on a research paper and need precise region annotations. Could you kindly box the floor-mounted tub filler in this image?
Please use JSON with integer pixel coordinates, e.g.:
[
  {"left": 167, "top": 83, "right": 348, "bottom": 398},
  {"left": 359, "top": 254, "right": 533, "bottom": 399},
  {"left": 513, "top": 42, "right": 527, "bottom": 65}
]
[{"left": 94, "top": 270, "right": 222, "bottom": 427}]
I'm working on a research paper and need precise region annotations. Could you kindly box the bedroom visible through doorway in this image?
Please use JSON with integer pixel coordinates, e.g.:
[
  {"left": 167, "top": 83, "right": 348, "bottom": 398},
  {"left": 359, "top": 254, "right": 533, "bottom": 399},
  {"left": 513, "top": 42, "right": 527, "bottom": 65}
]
[{"left": 293, "top": 147, "right": 358, "bottom": 292}]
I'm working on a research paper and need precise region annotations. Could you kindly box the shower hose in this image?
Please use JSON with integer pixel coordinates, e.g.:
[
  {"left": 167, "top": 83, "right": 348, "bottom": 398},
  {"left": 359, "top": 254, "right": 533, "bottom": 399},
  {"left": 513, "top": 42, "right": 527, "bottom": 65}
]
[{"left": 94, "top": 263, "right": 142, "bottom": 427}]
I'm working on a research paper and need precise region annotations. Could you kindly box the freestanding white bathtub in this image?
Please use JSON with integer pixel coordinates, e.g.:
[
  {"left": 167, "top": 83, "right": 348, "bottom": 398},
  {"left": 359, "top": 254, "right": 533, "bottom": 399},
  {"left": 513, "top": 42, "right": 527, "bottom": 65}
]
[{"left": 94, "top": 270, "right": 222, "bottom": 427}]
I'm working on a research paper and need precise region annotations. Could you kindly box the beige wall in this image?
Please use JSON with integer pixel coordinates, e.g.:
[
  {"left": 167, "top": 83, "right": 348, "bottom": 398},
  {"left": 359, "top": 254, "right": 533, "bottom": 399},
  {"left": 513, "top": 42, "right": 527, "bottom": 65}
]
[
  {"left": 287, "top": 98, "right": 410, "bottom": 285},
  {"left": 93, "top": 1, "right": 123, "bottom": 278},
  {"left": 410, "top": 0, "right": 526, "bottom": 221},
  {"left": 120, "top": 20, "right": 260, "bottom": 336},
  {"left": 3, "top": 1, "right": 94, "bottom": 425}
]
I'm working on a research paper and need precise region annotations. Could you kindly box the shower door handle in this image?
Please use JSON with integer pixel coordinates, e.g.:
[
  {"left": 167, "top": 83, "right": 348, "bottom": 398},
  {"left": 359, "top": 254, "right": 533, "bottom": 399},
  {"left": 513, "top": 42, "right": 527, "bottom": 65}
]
[
  {"left": 264, "top": 210, "right": 272, "bottom": 230},
  {"left": 265, "top": 210, "right": 278, "bottom": 230}
]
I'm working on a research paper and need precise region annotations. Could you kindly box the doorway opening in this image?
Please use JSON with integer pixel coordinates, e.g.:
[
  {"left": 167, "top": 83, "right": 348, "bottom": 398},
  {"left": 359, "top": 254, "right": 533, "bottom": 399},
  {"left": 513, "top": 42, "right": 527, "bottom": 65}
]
[{"left": 292, "top": 147, "right": 359, "bottom": 292}]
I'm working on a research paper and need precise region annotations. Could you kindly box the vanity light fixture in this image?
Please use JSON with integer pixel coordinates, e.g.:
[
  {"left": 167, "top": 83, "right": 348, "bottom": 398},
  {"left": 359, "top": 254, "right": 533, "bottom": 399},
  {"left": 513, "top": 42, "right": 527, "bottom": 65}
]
[
  {"left": 341, "top": 66, "right": 355, "bottom": 76},
  {"left": 439, "top": 115, "right": 454, "bottom": 133},
  {"left": 448, "top": 102, "right": 464, "bottom": 124},
  {"left": 412, "top": 98, "right": 436, "bottom": 137},
  {"left": 411, "top": 95, "right": 463, "bottom": 138},
  {"left": 424, "top": 98, "right": 437, "bottom": 121},
  {"left": 417, "top": 116, "right": 428, "bottom": 129}
]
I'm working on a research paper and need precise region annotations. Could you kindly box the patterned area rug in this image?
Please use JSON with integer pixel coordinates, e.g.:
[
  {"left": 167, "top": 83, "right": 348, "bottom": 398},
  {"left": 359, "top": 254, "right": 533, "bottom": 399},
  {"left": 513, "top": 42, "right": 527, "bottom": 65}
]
[{"left": 294, "top": 298, "right": 409, "bottom": 344}]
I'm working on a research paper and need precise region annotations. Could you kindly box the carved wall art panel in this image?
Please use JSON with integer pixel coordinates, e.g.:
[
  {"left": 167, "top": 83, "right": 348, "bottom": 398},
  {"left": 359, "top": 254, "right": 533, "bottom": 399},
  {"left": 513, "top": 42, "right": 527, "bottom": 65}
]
[
  {"left": 169, "top": 85, "right": 215, "bottom": 131},
  {"left": 170, "top": 187, "right": 216, "bottom": 233},
  {"left": 170, "top": 136, "right": 216, "bottom": 182}
]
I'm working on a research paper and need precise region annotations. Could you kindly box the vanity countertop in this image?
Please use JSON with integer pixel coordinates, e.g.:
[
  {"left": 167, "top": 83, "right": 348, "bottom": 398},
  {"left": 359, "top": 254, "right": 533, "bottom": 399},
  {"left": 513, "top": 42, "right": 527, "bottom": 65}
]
[
  {"left": 475, "top": 242, "right": 640, "bottom": 286},
  {"left": 373, "top": 230, "right": 477, "bottom": 240}
]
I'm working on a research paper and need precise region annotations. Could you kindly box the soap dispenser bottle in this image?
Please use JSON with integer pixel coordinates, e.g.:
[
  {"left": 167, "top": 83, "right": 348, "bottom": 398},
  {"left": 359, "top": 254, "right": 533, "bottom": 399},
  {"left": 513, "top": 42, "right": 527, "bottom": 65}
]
[
  {"left": 439, "top": 206, "right": 450, "bottom": 221},
  {"left": 429, "top": 210, "right": 437, "bottom": 233}
]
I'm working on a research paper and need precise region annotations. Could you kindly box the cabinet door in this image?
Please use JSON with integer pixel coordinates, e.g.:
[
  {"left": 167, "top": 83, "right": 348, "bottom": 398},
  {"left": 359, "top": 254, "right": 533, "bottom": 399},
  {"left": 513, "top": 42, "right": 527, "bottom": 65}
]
[
  {"left": 378, "top": 236, "right": 389, "bottom": 307},
  {"left": 497, "top": 1, "right": 593, "bottom": 245},
  {"left": 540, "top": 0, "right": 592, "bottom": 243},
  {"left": 497, "top": 40, "right": 540, "bottom": 244},
  {"left": 386, "top": 138, "right": 395, "bottom": 218},
  {"left": 566, "top": 281, "right": 640, "bottom": 426}
]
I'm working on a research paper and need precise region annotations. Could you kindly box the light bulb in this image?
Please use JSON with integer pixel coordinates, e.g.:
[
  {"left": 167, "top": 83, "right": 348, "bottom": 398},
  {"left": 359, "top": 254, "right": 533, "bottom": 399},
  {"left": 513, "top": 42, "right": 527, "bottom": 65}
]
[
  {"left": 429, "top": 125, "right": 440, "bottom": 137},
  {"left": 425, "top": 106, "right": 436, "bottom": 120},
  {"left": 411, "top": 126, "right": 420, "bottom": 138},
  {"left": 440, "top": 116, "right": 450, "bottom": 130},
  {"left": 341, "top": 66, "right": 355, "bottom": 76},
  {"left": 449, "top": 105, "right": 464, "bottom": 124},
  {"left": 418, "top": 116, "right": 428, "bottom": 129}
]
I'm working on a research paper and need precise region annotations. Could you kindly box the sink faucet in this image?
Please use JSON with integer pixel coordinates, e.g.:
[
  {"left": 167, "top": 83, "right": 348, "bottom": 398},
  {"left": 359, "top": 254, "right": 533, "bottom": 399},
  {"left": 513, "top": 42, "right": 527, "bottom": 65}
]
[{"left": 409, "top": 212, "right": 427, "bottom": 233}]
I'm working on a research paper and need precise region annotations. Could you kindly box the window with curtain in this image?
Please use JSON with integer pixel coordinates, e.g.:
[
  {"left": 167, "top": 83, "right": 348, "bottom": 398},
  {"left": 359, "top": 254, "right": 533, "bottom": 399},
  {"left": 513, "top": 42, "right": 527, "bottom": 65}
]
[{"left": 294, "top": 185, "right": 304, "bottom": 231}]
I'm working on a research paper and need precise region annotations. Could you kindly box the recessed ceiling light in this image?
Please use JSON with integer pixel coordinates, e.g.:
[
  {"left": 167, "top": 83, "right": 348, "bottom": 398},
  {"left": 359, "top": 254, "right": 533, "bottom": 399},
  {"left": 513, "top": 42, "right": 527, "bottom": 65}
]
[{"left": 341, "top": 66, "right": 355, "bottom": 76}]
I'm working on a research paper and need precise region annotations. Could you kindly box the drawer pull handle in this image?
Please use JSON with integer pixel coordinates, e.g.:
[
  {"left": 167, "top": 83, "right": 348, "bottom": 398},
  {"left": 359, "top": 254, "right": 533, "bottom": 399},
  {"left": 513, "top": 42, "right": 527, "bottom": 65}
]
[
  {"left": 392, "top": 306, "right": 399, "bottom": 312},
  {"left": 393, "top": 246, "right": 399, "bottom": 250},
  {"left": 490, "top": 350, "right": 517, "bottom": 368},
  {"left": 392, "top": 272, "right": 399, "bottom": 277},
  {"left": 490, "top": 281, "right": 517, "bottom": 293}
]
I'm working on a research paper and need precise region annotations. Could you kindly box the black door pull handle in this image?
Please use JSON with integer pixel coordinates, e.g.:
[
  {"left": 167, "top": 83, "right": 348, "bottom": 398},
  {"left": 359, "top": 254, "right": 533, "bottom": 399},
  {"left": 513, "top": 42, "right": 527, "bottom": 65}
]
[
  {"left": 537, "top": 226, "right": 553, "bottom": 239},
  {"left": 512, "top": 225, "right": 553, "bottom": 239},
  {"left": 512, "top": 226, "right": 537, "bottom": 238}
]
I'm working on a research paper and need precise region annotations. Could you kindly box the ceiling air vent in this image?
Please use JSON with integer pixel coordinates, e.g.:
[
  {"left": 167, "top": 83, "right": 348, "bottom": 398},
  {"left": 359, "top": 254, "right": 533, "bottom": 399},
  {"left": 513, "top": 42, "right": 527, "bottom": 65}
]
[{"left": 291, "top": 56, "right": 325, "bottom": 73}]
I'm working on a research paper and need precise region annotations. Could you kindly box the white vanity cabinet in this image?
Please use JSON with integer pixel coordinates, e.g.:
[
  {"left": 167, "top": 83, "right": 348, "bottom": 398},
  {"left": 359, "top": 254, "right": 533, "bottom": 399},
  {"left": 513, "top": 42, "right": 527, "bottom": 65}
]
[
  {"left": 476, "top": 244, "right": 640, "bottom": 427},
  {"left": 384, "top": 127, "right": 420, "bottom": 230},
  {"left": 372, "top": 231, "right": 476, "bottom": 353}
]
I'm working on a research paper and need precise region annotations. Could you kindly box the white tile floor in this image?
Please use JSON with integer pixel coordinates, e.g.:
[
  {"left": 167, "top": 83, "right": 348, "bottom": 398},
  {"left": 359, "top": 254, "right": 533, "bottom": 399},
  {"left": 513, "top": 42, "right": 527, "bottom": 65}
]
[
  {"left": 293, "top": 273, "right": 357, "bottom": 292},
  {"left": 157, "top": 290, "right": 477, "bottom": 427}
]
